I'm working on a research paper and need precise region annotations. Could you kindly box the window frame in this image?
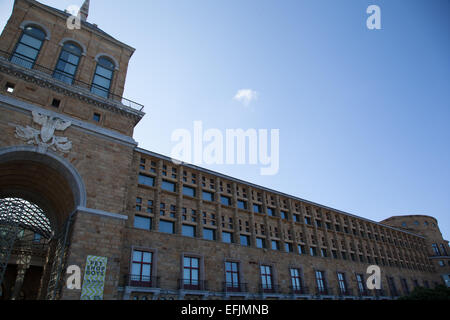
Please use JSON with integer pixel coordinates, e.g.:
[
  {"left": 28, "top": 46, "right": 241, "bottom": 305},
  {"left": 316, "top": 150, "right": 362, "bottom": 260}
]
[{"left": 11, "top": 25, "right": 46, "bottom": 69}]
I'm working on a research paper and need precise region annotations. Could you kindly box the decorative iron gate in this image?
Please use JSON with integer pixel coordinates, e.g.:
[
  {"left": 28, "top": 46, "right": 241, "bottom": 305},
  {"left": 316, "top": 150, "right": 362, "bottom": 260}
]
[
  {"left": 46, "top": 210, "right": 76, "bottom": 300},
  {"left": 0, "top": 197, "right": 75, "bottom": 300}
]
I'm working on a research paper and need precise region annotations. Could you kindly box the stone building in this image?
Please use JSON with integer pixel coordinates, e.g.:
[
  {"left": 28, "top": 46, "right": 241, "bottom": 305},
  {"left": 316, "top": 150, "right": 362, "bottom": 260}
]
[{"left": 0, "top": 0, "right": 448, "bottom": 300}]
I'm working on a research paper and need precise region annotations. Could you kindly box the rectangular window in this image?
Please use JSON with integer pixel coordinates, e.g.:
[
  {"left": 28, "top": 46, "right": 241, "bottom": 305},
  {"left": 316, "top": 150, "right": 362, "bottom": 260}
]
[
  {"left": 388, "top": 277, "right": 398, "bottom": 296},
  {"left": 203, "top": 228, "right": 216, "bottom": 241},
  {"left": 182, "top": 186, "right": 196, "bottom": 197},
  {"left": 253, "top": 204, "right": 262, "bottom": 213},
  {"left": 240, "top": 234, "right": 250, "bottom": 246},
  {"left": 161, "top": 180, "right": 176, "bottom": 192},
  {"left": 280, "top": 211, "right": 288, "bottom": 220},
  {"left": 315, "top": 271, "right": 326, "bottom": 294},
  {"left": 222, "top": 231, "right": 233, "bottom": 243},
  {"left": 293, "top": 214, "right": 300, "bottom": 222},
  {"left": 183, "top": 256, "right": 200, "bottom": 290},
  {"left": 439, "top": 244, "right": 447, "bottom": 256},
  {"left": 220, "top": 195, "right": 231, "bottom": 206},
  {"left": 356, "top": 274, "right": 365, "bottom": 294},
  {"left": 134, "top": 215, "right": 151, "bottom": 230},
  {"left": 225, "top": 261, "right": 241, "bottom": 291},
  {"left": 285, "top": 242, "right": 293, "bottom": 253},
  {"left": 305, "top": 216, "right": 312, "bottom": 225},
  {"left": 271, "top": 240, "right": 279, "bottom": 251},
  {"left": 159, "top": 220, "right": 174, "bottom": 234},
  {"left": 310, "top": 247, "right": 317, "bottom": 256},
  {"left": 432, "top": 243, "right": 441, "bottom": 256},
  {"left": 202, "top": 190, "right": 214, "bottom": 202},
  {"left": 182, "top": 224, "right": 195, "bottom": 237},
  {"left": 337, "top": 272, "right": 347, "bottom": 294},
  {"left": 138, "top": 174, "right": 155, "bottom": 187},
  {"left": 298, "top": 244, "right": 305, "bottom": 255},
  {"left": 5, "top": 82, "right": 15, "bottom": 93},
  {"left": 260, "top": 265, "right": 273, "bottom": 292},
  {"left": 401, "top": 278, "right": 409, "bottom": 295},
  {"left": 93, "top": 113, "right": 101, "bottom": 122},
  {"left": 256, "top": 237, "right": 266, "bottom": 249},
  {"left": 321, "top": 248, "right": 327, "bottom": 258},
  {"left": 267, "top": 208, "right": 274, "bottom": 217},
  {"left": 290, "top": 268, "right": 302, "bottom": 293},
  {"left": 130, "top": 250, "right": 153, "bottom": 286},
  {"left": 237, "top": 200, "right": 247, "bottom": 210}
]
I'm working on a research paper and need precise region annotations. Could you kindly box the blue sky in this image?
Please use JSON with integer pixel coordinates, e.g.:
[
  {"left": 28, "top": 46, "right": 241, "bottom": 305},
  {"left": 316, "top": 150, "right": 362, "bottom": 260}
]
[{"left": 1, "top": 0, "right": 449, "bottom": 239}]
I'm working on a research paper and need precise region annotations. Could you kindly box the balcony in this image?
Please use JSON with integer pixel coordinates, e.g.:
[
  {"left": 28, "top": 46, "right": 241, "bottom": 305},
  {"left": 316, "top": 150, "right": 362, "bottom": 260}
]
[
  {"left": 125, "top": 275, "right": 159, "bottom": 288},
  {"left": 259, "top": 283, "right": 280, "bottom": 294},
  {"left": 338, "top": 288, "right": 353, "bottom": 297},
  {"left": 315, "top": 287, "right": 333, "bottom": 296},
  {"left": 358, "top": 289, "right": 372, "bottom": 297},
  {"left": 0, "top": 49, "right": 144, "bottom": 112},
  {"left": 289, "top": 285, "right": 309, "bottom": 295},
  {"left": 178, "top": 279, "right": 208, "bottom": 291},
  {"left": 223, "top": 282, "right": 248, "bottom": 294},
  {"left": 374, "top": 289, "right": 387, "bottom": 297}
]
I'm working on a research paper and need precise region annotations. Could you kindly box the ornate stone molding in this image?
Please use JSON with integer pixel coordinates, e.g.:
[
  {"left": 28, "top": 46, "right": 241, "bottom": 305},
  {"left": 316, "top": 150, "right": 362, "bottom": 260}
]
[{"left": 14, "top": 111, "right": 72, "bottom": 153}]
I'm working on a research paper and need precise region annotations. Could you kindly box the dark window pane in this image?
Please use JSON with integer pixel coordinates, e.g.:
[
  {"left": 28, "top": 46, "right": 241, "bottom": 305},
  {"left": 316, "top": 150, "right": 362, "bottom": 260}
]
[
  {"left": 222, "top": 231, "right": 233, "bottom": 243},
  {"left": 240, "top": 235, "right": 249, "bottom": 246},
  {"left": 202, "top": 191, "right": 214, "bottom": 202},
  {"left": 138, "top": 174, "right": 155, "bottom": 187},
  {"left": 182, "top": 225, "right": 195, "bottom": 237},
  {"left": 159, "top": 220, "right": 174, "bottom": 234},
  {"left": 220, "top": 196, "right": 231, "bottom": 206},
  {"left": 237, "top": 200, "right": 247, "bottom": 210},
  {"left": 203, "top": 228, "right": 216, "bottom": 241},
  {"left": 134, "top": 216, "right": 151, "bottom": 230},
  {"left": 183, "top": 186, "right": 196, "bottom": 197},
  {"left": 161, "top": 180, "right": 176, "bottom": 192}
]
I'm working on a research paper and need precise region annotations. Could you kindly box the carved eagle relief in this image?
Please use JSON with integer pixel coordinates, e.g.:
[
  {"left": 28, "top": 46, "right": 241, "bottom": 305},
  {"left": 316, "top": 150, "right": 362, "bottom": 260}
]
[{"left": 14, "top": 111, "right": 73, "bottom": 153}]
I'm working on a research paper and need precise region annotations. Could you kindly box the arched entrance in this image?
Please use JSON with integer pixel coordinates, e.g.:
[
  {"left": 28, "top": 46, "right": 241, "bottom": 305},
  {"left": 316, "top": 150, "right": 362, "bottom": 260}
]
[{"left": 0, "top": 146, "right": 86, "bottom": 300}]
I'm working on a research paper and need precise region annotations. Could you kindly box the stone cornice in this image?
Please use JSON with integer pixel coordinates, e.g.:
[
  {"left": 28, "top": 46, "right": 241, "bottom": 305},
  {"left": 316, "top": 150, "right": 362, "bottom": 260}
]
[{"left": 0, "top": 58, "right": 145, "bottom": 124}]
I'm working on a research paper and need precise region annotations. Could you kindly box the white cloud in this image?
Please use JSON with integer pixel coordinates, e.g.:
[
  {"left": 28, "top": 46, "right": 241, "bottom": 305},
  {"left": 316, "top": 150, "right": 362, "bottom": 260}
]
[{"left": 233, "top": 89, "right": 258, "bottom": 107}]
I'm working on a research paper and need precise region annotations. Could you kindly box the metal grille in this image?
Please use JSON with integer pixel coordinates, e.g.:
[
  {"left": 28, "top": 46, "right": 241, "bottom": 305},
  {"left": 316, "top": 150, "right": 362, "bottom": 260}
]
[
  {"left": 46, "top": 211, "right": 76, "bottom": 300},
  {"left": 0, "top": 198, "right": 54, "bottom": 296},
  {"left": 0, "top": 221, "right": 22, "bottom": 291},
  {"left": 0, "top": 198, "right": 52, "bottom": 239}
]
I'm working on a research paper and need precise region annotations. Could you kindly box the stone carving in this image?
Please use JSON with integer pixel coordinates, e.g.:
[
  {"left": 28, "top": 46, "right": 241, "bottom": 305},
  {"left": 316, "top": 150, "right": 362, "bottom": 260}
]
[{"left": 15, "top": 111, "right": 72, "bottom": 153}]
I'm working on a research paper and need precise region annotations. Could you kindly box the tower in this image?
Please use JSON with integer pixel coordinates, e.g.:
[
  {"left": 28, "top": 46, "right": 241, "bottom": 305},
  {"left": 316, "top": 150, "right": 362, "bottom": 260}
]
[{"left": 0, "top": 0, "right": 144, "bottom": 299}]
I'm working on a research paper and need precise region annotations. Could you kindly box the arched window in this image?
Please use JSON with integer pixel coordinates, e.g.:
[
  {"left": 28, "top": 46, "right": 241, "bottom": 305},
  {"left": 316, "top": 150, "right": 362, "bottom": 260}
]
[
  {"left": 91, "top": 57, "right": 115, "bottom": 98},
  {"left": 53, "top": 42, "right": 82, "bottom": 84},
  {"left": 11, "top": 25, "right": 46, "bottom": 69}
]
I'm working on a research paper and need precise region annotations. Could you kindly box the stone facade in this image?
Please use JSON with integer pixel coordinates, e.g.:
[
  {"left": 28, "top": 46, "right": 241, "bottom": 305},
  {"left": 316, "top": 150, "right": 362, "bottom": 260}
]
[{"left": 0, "top": 0, "right": 448, "bottom": 300}]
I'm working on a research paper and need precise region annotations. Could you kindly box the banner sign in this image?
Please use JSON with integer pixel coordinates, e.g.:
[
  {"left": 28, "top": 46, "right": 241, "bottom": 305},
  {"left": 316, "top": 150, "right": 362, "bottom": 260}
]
[{"left": 80, "top": 255, "right": 108, "bottom": 300}]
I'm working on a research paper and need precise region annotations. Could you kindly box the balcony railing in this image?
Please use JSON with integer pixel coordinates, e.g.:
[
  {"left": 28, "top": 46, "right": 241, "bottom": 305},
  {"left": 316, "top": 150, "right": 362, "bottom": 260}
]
[
  {"left": 338, "top": 288, "right": 353, "bottom": 296},
  {"left": 358, "top": 289, "right": 372, "bottom": 297},
  {"left": 289, "top": 285, "right": 309, "bottom": 295},
  {"left": 223, "top": 282, "right": 248, "bottom": 293},
  {"left": 374, "top": 289, "right": 386, "bottom": 297},
  {"left": 315, "top": 287, "right": 333, "bottom": 296},
  {"left": 178, "top": 279, "right": 208, "bottom": 291},
  {"left": 125, "top": 274, "right": 159, "bottom": 288},
  {"left": 259, "top": 283, "right": 280, "bottom": 294},
  {"left": 0, "top": 49, "right": 144, "bottom": 112}
]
